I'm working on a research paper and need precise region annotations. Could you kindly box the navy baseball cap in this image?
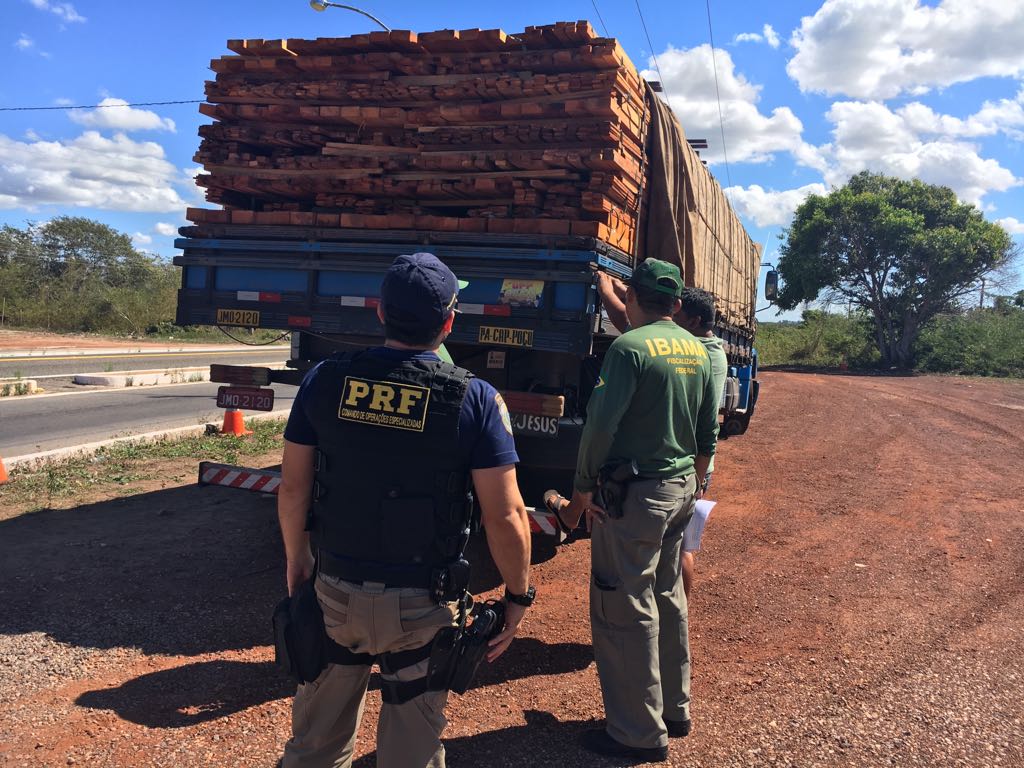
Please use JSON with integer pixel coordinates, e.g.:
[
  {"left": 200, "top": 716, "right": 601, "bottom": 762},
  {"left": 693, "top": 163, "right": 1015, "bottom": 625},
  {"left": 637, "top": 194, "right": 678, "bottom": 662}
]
[{"left": 380, "top": 253, "right": 468, "bottom": 329}]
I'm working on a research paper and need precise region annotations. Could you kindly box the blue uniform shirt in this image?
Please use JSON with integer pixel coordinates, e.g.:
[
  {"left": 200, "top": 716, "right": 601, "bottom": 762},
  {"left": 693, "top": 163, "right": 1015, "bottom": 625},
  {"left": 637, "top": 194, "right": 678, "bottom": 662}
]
[{"left": 284, "top": 348, "right": 519, "bottom": 469}]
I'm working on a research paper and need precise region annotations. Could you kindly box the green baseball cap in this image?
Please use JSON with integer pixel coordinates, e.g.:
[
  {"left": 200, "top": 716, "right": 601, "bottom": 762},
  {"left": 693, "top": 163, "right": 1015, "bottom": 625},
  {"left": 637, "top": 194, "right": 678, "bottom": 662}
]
[{"left": 628, "top": 258, "right": 683, "bottom": 298}]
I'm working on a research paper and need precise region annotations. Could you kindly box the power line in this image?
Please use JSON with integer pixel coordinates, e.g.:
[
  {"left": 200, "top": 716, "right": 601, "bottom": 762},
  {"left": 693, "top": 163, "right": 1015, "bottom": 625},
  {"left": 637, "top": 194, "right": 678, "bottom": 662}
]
[
  {"left": 633, "top": 0, "right": 666, "bottom": 90},
  {"left": 0, "top": 99, "right": 202, "bottom": 113},
  {"left": 590, "top": 0, "right": 611, "bottom": 37},
  {"left": 704, "top": 0, "right": 732, "bottom": 187}
]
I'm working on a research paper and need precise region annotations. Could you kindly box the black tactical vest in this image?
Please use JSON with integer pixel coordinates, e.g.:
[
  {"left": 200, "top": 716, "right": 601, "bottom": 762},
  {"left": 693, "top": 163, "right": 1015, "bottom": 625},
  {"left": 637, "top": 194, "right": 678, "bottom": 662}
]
[{"left": 308, "top": 351, "right": 475, "bottom": 583}]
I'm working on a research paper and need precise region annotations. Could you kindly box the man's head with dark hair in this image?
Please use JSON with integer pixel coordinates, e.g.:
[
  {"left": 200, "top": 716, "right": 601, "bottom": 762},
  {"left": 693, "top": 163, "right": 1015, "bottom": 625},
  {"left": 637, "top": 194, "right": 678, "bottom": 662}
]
[
  {"left": 378, "top": 253, "right": 467, "bottom": 349},
  {"left": 624, "top": 259, "right": 684, "bottom": 326},
  {"left": 677, "top": 287, "right": 716, "bottom": 334},
  {"left": 632, "top": 285, "right": 679, "bottom": 316}
]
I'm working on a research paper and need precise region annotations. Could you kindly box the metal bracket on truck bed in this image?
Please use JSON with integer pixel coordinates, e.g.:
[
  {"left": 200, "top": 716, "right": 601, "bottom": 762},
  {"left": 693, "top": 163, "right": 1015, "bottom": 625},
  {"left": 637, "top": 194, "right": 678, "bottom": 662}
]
[{"left": 197, "top": 461, "right": 561, "bottom": 536}]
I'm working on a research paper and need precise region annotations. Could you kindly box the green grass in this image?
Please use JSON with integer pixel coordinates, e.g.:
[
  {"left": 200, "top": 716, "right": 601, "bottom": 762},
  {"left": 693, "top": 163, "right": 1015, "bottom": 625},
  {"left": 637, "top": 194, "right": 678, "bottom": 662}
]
[
  {"left": 0, "top": 418, "right": 286, "bottom": 514},
  {"left": 143, "top": 322, "right": 290, "bottom": 345}
]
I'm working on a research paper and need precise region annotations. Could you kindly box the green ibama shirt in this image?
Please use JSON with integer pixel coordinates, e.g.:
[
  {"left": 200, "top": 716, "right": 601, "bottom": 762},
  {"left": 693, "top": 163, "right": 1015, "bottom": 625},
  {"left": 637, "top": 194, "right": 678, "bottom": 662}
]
[
  {"left": 574, "top": 320, "right": 720, "bottom": 492},
  {"left": 699, "top": 335, "right": 729, "bottom": 474}
]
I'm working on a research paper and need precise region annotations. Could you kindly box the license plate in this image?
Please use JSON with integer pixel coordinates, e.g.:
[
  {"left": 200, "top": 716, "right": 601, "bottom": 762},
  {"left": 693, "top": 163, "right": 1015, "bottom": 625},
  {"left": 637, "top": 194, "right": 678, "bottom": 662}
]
[
  {"left": 510, "top": 412, "right": 559, "bottom": 438},
  {"left": 478, "top": 325, "right": 534, "bottom": 348},
  {"left": 216, "top": 308, "right": 260, "bottom": 326},
  {"left": 216, "top": 386, "right": 276, "bottom": 412}
]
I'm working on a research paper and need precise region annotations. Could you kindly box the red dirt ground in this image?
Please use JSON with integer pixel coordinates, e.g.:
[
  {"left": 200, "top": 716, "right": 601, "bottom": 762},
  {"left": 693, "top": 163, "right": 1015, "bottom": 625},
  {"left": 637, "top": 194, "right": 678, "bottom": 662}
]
[
  {"left": 0, "top": 330, "right": 210, "bottom": 351},
  {"left": 1, "top": 371, "right": 1022, "bottom": 767}
]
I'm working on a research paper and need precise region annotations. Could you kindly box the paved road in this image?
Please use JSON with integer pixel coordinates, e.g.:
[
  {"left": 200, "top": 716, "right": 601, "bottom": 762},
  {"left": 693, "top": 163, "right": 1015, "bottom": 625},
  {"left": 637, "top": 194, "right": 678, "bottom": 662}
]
[
  {"left": 0, "top": 381, "right": 298, "bottom": 458},
  {"left": 0, "top": 347, "right": 290, "bottom": 379}
]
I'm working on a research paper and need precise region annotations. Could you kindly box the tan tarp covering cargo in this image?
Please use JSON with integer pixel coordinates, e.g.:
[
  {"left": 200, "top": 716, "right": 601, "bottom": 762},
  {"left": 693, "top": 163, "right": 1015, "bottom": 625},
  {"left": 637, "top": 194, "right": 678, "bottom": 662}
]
[{"left": 639, "top": 82, "right": 760, "bottom": 336}]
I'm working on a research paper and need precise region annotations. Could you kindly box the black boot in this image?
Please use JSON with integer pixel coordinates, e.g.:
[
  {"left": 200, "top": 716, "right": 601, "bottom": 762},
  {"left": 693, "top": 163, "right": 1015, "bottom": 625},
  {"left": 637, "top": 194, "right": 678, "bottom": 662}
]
[{"left": 580, "top": 728, "right": 668, "bottom": 763}]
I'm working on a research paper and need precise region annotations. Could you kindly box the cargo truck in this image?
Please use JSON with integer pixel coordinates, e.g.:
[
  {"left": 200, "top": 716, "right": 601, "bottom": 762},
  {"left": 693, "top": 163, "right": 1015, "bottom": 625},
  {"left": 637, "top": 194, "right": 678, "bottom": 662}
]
[
  {"left": 175, "top": 24, "right": 765, "bottom": 517},
  {"left": 175, "top": 231, "right": 761, "bottom": 510}
]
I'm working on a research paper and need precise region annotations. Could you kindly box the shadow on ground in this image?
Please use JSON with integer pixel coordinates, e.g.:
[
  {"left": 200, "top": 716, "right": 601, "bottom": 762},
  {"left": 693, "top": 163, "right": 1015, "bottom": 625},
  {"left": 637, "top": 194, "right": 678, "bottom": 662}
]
[
  {"left": 74, "top": 638, "right": 591, "bottom": 729},
  {"left": 352, "top": 710, "right": 611, "bottom": 768},
  {"left": 0, "top": 480, "right": 562, "bottom": 658},
  {"left": 75, "top": 660, "right": 293, "bottom": 727}
]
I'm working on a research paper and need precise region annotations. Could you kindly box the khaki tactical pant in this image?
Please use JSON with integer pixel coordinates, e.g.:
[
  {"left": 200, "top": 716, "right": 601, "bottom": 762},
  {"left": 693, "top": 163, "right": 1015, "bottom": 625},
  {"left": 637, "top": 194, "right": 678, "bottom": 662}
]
[
  {"left": 280, "top": 575, "right": 460, "bottom": 768},
  {"left": 590, "top": 474, "right": 696, "bottom": 749}
]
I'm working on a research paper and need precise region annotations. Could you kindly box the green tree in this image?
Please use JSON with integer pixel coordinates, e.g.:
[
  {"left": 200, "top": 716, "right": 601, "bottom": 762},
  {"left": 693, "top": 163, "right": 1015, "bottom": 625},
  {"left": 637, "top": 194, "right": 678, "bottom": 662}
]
[
  {"left": 775, "top": 172, "right": 1016, "bottom": 368},
  {"left": 0, "top": 217, "right": 179, "bottom": 334}
]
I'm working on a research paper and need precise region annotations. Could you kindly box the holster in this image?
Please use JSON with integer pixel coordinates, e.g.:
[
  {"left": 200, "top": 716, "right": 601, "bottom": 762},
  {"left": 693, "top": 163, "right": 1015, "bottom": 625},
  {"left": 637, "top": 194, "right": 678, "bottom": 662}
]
[
  {"left": 424, "top": 598, "right": 506, "bottom": 695},
  {"left": 596, "top": 460, "right": 639, "bottom": 519},
  {"left": 272, "top": 577, "right": 374, "bottom": 685},
  {"left": 273, "top": 577, "right": 330, "bottom": 684}
]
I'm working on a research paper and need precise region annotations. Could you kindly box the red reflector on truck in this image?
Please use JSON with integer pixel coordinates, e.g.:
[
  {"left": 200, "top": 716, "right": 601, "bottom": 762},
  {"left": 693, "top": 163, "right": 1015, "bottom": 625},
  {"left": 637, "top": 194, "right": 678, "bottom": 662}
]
[
  {"left": 500, "top": 391, "right": 565, "bottom": 417},
  {"left": 459, "top": 303, "right": 512, "bottom": 316},
  {"left": 236, "top": 291, "right": 281, "bottom": 303},
  {"left": 288, "top": 316, "right": 312, "bottom": 327},
  {"left": 340, "top": 296, "right": 381, "bottom": 309}
]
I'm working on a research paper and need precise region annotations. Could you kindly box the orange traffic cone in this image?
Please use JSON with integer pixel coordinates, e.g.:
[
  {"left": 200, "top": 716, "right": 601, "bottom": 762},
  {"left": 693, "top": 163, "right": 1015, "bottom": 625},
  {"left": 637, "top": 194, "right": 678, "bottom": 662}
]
[
  {"left": 0, "top": 455, "right": 8, "bottom": 485},
  {"left": 220, "top": 408, "right": 253, "bottom": 436}
]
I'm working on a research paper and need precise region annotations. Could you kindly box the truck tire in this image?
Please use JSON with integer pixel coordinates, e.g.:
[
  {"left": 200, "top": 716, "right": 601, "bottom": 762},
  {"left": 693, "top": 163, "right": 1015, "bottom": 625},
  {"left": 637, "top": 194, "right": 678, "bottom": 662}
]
[
  {"left": 723, "top": 377, "right": 740, "bottom": 412},
  {"left": 722, "top": 414, "right": 749, "bottom": 437}
]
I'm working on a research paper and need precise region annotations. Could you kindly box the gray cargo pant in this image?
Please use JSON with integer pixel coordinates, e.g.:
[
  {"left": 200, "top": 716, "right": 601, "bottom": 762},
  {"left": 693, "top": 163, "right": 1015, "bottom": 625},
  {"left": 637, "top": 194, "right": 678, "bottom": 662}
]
[
  {"left": 590, "top": 474, "right": 696, "bottom": 749},
  {"left": 280, "top": 575, "right": 459, "bottom": 768}
]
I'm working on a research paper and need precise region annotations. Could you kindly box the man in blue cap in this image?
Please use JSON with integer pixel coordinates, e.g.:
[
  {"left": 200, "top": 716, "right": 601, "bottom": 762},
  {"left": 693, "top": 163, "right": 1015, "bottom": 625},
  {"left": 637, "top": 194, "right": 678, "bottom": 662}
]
[{"left": 277, "top": 253, "right": 534, "bottom": 768}]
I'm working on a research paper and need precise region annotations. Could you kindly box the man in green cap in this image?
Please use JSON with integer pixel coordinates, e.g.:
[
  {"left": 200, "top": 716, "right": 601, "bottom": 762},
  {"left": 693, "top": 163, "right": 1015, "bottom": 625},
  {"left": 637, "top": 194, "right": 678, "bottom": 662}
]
[{"left": 559, "top": 258, "right": 719, "bottom": 762}]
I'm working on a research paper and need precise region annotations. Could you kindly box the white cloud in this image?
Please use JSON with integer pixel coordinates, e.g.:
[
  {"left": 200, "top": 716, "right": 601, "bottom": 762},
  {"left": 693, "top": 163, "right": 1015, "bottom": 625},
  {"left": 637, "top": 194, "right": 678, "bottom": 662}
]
[
  {"left": 735, "top": 32, "right": 764, "bottom": 44},
  {"left": 997, "top": 217, "right": 1024, "bottom": 235},
  {"left": 0, "top": 130, "right": 186, "bottom": 212},
  {"left": 725, "top": 182, "right": 829, "bottom": 227},
  {"left": 787, "top": 0, "right": 1024, "bottom": 99},
  {"left": 15, "top": 34, "right": 34, "bottom": 50},
  {"left": 54, "top": 97, "right": 74, "bottom": 106},
  {"left": 644, "top": 45, "right": 821, "bottom": 168},
  {"left": 132, "top": 232, "right": 153, "bottom": 246},
  {"left": 69, "top": 98, "right": 176, "bottom": 133},
  {"left": 816, "top": 100, "right": 1020, "bottom": 205},
  {"left": 153, "top": 222, "right": 178, "bottom": 237},
  {"left": 735, "top": 24, "right": 781, "bottom": 49},
  {"left": 28, "top": 0, "right": 86, "bottom": 23}
]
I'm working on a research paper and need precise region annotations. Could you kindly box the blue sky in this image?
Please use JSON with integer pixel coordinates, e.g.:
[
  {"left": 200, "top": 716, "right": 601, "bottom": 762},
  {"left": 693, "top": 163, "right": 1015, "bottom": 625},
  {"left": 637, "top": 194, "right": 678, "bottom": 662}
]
[{"left": 2, "top": 0, "right": 1023, "bottom": 309}]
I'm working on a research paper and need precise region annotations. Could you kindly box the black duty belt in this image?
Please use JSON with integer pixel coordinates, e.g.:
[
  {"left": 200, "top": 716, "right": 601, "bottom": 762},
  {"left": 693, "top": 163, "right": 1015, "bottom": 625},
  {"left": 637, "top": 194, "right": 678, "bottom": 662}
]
[{"left": 318, "top": 550, "right": 434, "bottom": 589}]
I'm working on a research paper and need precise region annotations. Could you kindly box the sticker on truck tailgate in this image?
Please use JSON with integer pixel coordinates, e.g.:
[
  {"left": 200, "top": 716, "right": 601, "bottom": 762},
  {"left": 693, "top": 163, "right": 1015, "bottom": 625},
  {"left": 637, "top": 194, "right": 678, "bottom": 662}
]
[
  {"left": 217, "top": 308, "right": 260, "bottom": 327},
  {"left": 511, "top": 413, "right": 559, "bottom": 438},
  {"left": 478, "top": 326, "right": 534, "bottom": 348}
]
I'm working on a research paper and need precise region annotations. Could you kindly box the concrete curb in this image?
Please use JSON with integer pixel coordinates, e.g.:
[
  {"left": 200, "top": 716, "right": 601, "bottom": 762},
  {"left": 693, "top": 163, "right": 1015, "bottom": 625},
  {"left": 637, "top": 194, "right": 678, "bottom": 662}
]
[
  {"left": 73, "top": 367, "right": 210, "bottom": 387},
  {"left": 5, "top": 408, "right": 292, "bottom": 471},
  {"left": 0, "top": 379, "right": 38, "bottom": 396},
  {"left": 70, "top": 362, "right": 289, "bottom": 388}
]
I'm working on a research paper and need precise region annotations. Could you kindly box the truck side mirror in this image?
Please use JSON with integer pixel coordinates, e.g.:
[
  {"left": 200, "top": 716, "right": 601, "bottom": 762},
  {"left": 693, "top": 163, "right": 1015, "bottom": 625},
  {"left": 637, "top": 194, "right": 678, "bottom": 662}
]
[{"left": 764, "top": 270, "right": 779, "bottom": 302}]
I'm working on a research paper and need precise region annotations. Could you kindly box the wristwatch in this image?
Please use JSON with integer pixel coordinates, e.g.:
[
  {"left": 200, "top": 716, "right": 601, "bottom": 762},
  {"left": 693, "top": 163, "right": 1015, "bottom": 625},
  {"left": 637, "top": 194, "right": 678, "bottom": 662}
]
[{"left": 504, "top": 585, "right": 536, "bottom": 607}]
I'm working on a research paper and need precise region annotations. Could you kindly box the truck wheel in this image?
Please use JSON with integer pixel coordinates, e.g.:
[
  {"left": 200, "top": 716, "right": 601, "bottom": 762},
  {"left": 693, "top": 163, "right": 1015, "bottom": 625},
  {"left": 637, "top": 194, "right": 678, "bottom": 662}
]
[{"left": 722, "top": 415, "right": 749, "bottom": 437}]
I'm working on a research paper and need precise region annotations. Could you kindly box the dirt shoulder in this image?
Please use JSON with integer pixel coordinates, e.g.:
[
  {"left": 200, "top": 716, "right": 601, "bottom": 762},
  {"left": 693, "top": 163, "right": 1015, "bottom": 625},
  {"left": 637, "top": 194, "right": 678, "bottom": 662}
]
[
  {"left": 1, "top": 372, "right": 1022, "bottom": 767},
  {"left": 0, "top": 329, "right": 196, "bottom": 351},
  {"left": 0, "top": 329, "right": 281, "bottom": 353}
]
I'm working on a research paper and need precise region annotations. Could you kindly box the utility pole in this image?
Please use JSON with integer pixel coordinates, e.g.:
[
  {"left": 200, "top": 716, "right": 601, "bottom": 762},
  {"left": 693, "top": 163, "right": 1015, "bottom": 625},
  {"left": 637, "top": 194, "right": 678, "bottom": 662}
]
[{"left": 979, "top": 277, "right": 986, "bottom": 309}]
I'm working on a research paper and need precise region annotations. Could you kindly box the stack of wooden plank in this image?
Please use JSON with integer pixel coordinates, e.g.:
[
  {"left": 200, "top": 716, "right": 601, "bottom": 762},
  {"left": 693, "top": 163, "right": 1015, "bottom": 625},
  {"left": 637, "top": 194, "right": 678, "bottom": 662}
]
[{"left": 187, "top": 21, "right": 649, "bottom": 255}]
